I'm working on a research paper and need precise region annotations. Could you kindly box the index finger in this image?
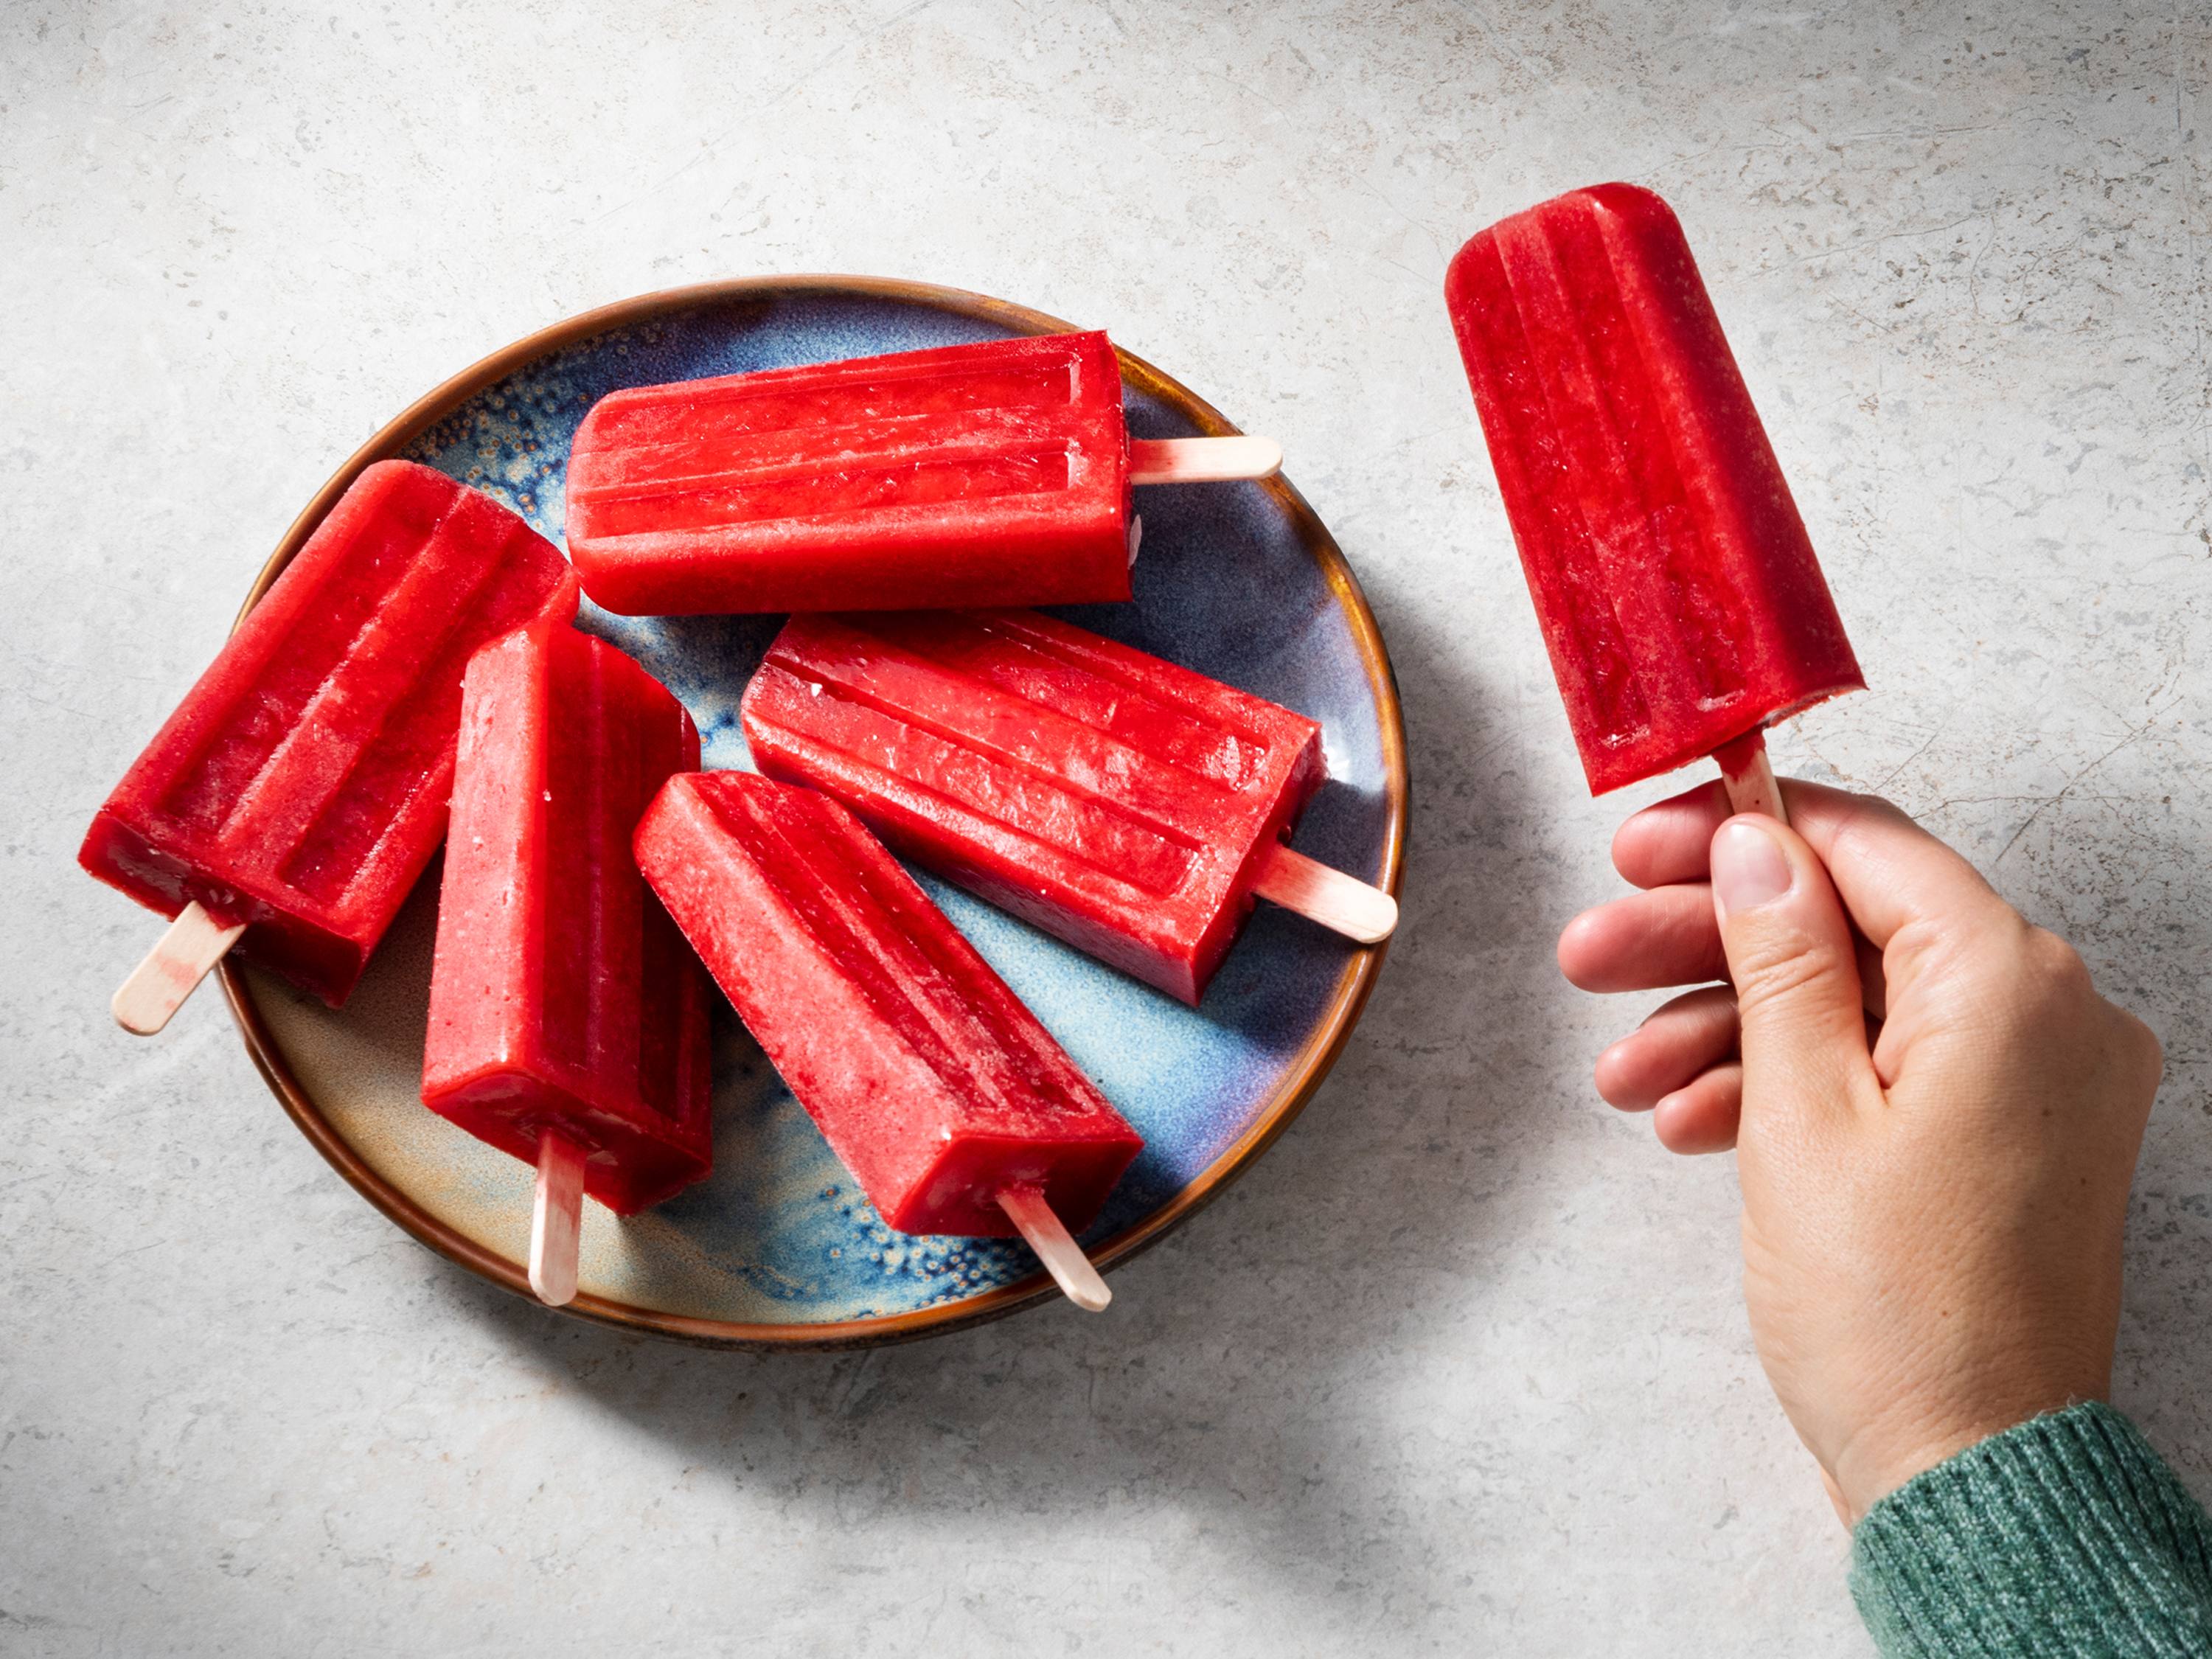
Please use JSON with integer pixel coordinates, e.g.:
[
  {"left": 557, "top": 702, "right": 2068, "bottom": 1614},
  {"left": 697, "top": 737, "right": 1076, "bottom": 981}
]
[
  {"left": 1611, "top": 779, "right": 1731, "bottom": 888},
  {"left": 1789, "top": 785, "right": 2017, "bottom": 951},
  {"left": 1614, "top": 777, "right": 2016, "bottom": 951}
]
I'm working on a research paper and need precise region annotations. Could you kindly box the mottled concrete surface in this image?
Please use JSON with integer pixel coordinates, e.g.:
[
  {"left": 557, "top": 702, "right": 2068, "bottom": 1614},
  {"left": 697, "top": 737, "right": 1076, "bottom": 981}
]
[{"left": 4, "top": 3, "right": 2207, "bottom": 1655}]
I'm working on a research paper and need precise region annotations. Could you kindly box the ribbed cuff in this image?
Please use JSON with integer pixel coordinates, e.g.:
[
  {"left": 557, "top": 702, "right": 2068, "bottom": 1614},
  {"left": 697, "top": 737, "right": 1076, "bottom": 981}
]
[{"left": 1850, "top": 1402, "right": 2212, "bottom": 1658}]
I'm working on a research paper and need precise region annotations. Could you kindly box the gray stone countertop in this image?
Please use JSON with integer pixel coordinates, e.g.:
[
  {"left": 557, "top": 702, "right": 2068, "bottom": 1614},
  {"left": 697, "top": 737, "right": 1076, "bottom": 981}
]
[{"left": 4, "top": 3, "right": 2205, "bottom": 1654}]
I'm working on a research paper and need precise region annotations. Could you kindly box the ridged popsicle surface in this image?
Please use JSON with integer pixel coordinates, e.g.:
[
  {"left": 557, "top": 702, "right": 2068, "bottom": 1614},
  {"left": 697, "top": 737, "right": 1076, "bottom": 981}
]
[
  {"left": 567, "top": 332, "right": 1134, "bottom": 615},
  {"left": 1445, "top": 183, "right": 1862, "bottom": 793},
  {"left": 740, "top": 610, "right": 1325, "bottom": 1004},
  {"left": 422, "top": 620, "right": 712, "bottom": 1216},
  {"left": 636, "top": 771, "right": 1141, "bottom": 1238},
  {"left": 80, "top": 460, "right": 578, "bottom": 1004}
]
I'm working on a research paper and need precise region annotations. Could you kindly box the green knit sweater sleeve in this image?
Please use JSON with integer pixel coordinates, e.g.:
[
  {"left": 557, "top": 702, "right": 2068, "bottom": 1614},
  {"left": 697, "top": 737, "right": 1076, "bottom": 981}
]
[{"left": 1849, "top": 1402, "right": 2212, "bottom": 1657}]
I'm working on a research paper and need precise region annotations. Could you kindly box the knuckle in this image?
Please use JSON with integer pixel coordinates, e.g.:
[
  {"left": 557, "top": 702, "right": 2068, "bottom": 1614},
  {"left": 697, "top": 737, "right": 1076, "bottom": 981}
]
[
  {"left": 2115, "top": 1007, "right": 2166, "bottom": 1087},
  {"left": 1819, "top": 789, "right": 1888, "bottom": 849},
  {"left": 2019, "top": 924, "right": 2090, "bottom": 991},
  {"left": 1728, "top": 934, "right": 1852, "bottom": 1018},
  {"left": 2002, "top": 925, "right": 2097, "bottom": 1029},
  {"left": 1882, "top": 914, "right": 1956, "bottom": 984},
  {"left": 1818, "top": 788, "right": 1920, "bottom": 869}
]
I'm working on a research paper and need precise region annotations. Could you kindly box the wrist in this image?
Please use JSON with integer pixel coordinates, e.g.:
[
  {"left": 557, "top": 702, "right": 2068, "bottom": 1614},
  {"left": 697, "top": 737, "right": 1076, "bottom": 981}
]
[
  {"left": 1832, "top": 1386, "right": 2109, "bottom": 1522},
  {"left": 1849, "top": 1403, "right": 2212, "bottom": 1657}
]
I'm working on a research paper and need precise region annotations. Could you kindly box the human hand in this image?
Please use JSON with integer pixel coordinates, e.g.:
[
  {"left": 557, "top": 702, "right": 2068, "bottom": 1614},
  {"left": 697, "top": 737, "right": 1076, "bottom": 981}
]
[{"left": 1556, "top": 781, "right": 2163, "bottom": 1521}]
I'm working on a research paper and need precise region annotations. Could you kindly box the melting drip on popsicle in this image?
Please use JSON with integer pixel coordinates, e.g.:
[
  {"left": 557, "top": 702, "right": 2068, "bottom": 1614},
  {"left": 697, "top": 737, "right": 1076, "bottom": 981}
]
[
  {"left": 420, "top": 618, "right": 714, "bottom": 1308},
  {"left": 563, "top": 331, "right": 1284, "bottom": 616},
  {"left": 1444, "top": 183, "right": 1863, "bottom": 814},
  {"left": 634, "top": 771, "right": 1144, "bottom": 1313},
  {"left": 85, "top": 460, "right": 579, "bottom": 1033},
  {"left": 740, "top": 609, "right": 1397, "bottom": 1006}
]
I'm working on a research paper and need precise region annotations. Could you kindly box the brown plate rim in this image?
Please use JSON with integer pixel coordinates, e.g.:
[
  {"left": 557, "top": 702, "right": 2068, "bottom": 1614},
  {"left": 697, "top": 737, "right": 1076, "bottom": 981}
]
[{"left": 218, "top": 274, "right": 1409, "bottom": 1350}]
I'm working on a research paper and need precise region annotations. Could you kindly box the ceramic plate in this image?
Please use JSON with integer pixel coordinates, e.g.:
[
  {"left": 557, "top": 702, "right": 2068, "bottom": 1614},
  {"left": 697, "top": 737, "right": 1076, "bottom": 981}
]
[{"left": 223, "top": 278, "right": 1407, "bottom": 1348}]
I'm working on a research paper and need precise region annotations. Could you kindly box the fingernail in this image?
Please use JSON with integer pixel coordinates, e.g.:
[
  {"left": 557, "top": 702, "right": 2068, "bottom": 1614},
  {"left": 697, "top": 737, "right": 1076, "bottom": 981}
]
[{"left": 1711, "top": 820, "right": 1792, "bottom": 918}]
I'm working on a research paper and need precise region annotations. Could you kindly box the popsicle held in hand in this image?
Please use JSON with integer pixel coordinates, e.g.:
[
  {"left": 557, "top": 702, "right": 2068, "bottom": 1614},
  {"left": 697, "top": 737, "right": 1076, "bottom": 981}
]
[
  {"left": 564, "top": 331, "right": 1284, "bottom": 615},
  {"left": 740, "top": 610, "right": 1397, "bottom": 1006},
  {"left": 635, "top": 771, "right": 1143, "bottom": 1312},
  {"left": 421, "top": 619, "right": 713, "bottom": 1308},
  {"left": 83, "top": 460, "right": 578, "bottom": 1032},
  {"left": 1444, "top": 184, "right": 1863, "bottom": 813}
]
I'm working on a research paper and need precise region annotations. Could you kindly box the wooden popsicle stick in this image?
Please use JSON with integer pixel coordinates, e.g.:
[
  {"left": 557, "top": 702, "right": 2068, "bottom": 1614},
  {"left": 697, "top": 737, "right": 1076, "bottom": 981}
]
[
  {"left": 529, "top": 1131, "right": 588, "bottom": 1307},
  {"left": 997, "top": 1185, "right": 1111, "bottom": 1312},
  {"left": 111, "top": 902, "right": 247, "bottom": 1035},
  {"left": 1128, "top": 436, "right": 1284, "bottom": 486},
  {"left": 1251, "top": 843, "right": 1399, "bottom": 944},
  {"left": 1712, "top": 728, "right": 1789, "bottom": 824}
]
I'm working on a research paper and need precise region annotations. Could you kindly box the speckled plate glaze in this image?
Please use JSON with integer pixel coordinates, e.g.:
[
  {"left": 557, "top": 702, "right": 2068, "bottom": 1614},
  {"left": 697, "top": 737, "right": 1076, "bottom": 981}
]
[{"left": 223, "top": 278, "right": 1406, "bottom": 1349}]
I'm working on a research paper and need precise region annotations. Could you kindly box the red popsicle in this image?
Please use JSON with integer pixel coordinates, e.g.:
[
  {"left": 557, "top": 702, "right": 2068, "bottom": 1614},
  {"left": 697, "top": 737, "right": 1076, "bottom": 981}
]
[
  {"left": 1444, "top": 183, "right": 1863, "bottom": 809},
  {"left": 83, "top": 460, "right": 579, "bottom": 1031},
  {"left": 422, "top": 618, "right": 713, "bottom": 1307},
  {"left": 739, "top": 611, "right": 1395, "bottom": 1006},
  {"left": 564, "top": 331, "right": 1283, "bottom": 616},
  {"left": 634, "top": 769, "right": 1143, "bottom": 1312}
]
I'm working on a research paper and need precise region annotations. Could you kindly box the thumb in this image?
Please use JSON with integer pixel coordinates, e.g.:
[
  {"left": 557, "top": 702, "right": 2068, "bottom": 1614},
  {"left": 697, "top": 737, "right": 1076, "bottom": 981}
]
[{"left": 1711, "top": 815, "right": 1875, "bottom": 1121}]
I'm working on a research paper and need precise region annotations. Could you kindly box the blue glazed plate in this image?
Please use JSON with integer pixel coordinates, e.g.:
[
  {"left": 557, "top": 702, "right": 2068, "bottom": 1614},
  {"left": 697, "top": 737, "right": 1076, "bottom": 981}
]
[{"left": 225, "top": 279, "right": 1407, "bottom": 1348}]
